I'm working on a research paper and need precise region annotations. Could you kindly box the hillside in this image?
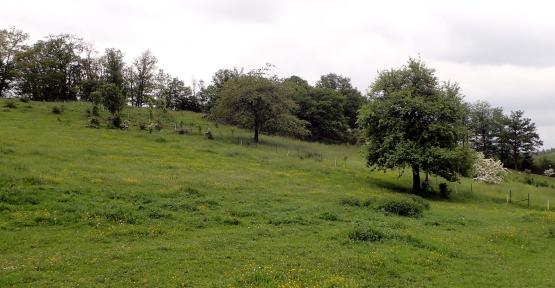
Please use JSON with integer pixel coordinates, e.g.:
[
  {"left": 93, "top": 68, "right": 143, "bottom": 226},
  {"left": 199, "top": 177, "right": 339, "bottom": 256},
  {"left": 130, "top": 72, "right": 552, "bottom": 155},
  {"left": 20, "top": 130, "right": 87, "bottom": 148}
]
[{"left": 1, "top": 99, "right": 555, "bottom": 287}]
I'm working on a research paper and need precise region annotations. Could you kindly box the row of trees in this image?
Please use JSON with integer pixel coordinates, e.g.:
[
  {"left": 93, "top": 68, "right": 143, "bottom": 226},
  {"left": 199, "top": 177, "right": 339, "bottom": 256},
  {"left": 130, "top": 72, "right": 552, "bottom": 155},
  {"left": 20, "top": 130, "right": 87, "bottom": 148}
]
[
  {"left": 2, "top": 28, "right": 545, "bottom": 189},
  {"left": 357, "top": 58, "right": 544, "bottom": 192},
  {"left": 1, "top": 27, "right": 367, "bottom": 143},
  {"left": 467, "top": 101, "right": 543, "bottom": 170},
  {"left": 0, "top": 27, "right": 202, "bottom": 112},
  {"left": 207, "top": 66, "right": 367, "bottom": 143}
]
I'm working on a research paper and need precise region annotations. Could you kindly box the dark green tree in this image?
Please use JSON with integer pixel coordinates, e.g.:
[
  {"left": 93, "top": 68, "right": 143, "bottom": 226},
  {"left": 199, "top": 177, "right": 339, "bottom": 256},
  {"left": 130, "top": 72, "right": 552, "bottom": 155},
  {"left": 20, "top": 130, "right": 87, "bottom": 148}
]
[
  {"left": 499, "top": 110, "right": 543, "bottom": 170},
  {"left": 130, "top": 50, "right": 157, "bottom": 107},
  {"left": 358, "top": 58, "right": 474, "bottom": 193},
  {"left": 16, "top": 34, "right": 85, "bottom": 101},
  {"left": 102, "top": 48, "right": 125, "bottom": 89},
  {"left": 99, "top": 83, "right": 126, "bottom": 126},
  {"left": 468, "top": 101, "right": 505, "bottom": 158},
  {"left": 283, "top": 76, "right": 351, "bottom": 142},
  {"left": 0, "top": 27, "right": 28, "bottom": 97},
  {"left": 316, "top": 73, "right": 366, "bottom": 128},
  {"left": 212, "top": 74, "right": 307, "bottom": 142}
]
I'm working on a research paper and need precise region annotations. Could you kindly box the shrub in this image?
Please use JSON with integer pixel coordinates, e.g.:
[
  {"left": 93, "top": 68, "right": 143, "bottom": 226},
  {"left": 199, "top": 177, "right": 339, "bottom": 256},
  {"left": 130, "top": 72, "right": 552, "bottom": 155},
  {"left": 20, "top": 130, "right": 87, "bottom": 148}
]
[
  {"left": 348, "top": 226, "right": 385, "bottom": 242},
  {"left": 147, "top": 122, "right": 162, "bottom": 133},
  {"left": 319, "top": 212, "right": 339, "bottom": 221},
  {"left": 176, "top": 127, "right": 190, "bottom": 135},
  {"left": 377, "top": 198, "right": 424, "bottom": 218},
  {"left": 340, "top": 197, "right": 372, "bottom": 207},
  {"left": 3, "top": 101, "right": 16, "bottom": 109},
  {"left": 139, "top": 123, "right": 147, "bottom": 130},
  {"left": 205, "top": 130, "right": 214, "bottom": 140},
  {"left": 51, "top": 105, "right": 63, "bottom": 114},
  {"left": 223, "top": 217, "right": 240, "bottom": 225},
  {"left": 473, "top": 152, "right": 509, "bottom": 184},
  {"left": 407, "top": 194, "right": 430, "bottom": 210},
  {"left": 111, "top": 115, "right": 122, "bottom": 128},
  {"left": 87, "top": 117, "right": 100, "bottom": 129},
  {"left": 92, "top": 105, "right": 100, "bottom": 117},
  {"left": 544, "top": 168, "right": 555, "bottom": 177},
  {"left": 19, "top": 97, "right": 30, "bottom": 103},
  {"left": 439, "top": 183, "right": 451, "bottom": 198}
]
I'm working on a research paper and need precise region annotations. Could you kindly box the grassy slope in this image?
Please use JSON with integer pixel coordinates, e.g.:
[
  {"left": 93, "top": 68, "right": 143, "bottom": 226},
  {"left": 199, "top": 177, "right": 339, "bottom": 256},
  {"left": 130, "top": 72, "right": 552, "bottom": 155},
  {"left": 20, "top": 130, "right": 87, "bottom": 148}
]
[{"left": 1, "top": 100, "right": 555, "bottom": 287}]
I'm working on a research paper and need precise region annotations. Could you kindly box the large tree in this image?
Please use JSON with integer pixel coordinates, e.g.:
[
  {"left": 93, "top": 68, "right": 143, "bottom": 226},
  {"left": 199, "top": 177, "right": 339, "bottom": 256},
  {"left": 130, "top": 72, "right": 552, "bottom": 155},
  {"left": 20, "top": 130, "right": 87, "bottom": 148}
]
[
  {"left": 200, "top": 68, "right": 242, "bottom": 112},
  {"left": 164, "top": 77, "right": 198, "bottom": 111},
  {"left": 499, "top": 110, "right": 543, "bottom": 170},
  {"left": 358, "top": 58, "right": 474, "bottom": 193},
  {"left": 284, "top": 76, "right": 350, "bottom": 142},
  {"left": 102, "top": 48, "right": 125, "bottom": 89},
  {"left": 212, "top": 74, "right": 307, "bottom": 142},
  {"left": 316, "top": 73, "right": 366, "bottom": 128},
  {"left": 0, "top": 27, "right": 28, "bottom": 97},
  {"left": 16, "top": 34, "right": 85, "bottom": 101},
  {"left": 468, "top": 101, "right": 505, "bottom": 158},
  {"left": 130, "top": 50, "right": 157, "bottom": 107}
]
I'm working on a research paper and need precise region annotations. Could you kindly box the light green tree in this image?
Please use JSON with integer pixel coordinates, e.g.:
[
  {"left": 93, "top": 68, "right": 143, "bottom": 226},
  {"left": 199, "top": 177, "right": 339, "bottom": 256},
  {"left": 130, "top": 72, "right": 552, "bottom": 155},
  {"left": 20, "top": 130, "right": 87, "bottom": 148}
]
[{"left": 212, "top": 73, "right": 307, "bottom": 143}]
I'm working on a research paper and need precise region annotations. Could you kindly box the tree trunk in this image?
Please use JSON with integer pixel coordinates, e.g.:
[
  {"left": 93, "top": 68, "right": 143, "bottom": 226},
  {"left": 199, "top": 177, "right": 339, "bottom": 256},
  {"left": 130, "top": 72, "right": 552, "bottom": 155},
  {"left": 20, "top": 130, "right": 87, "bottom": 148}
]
[
  {"left": 253, "top": 121, "right": 259, "bottom": 143},
  {"left": 412, "top": 165, "right": 421, "bottom": 194},
  {"left": 513, "top": 148, "right": 518, "bottom": 170}
]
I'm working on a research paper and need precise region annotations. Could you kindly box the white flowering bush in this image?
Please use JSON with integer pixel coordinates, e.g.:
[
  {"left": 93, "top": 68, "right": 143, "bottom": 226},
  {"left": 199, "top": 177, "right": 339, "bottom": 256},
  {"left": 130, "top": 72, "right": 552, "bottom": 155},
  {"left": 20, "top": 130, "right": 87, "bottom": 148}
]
[
  {"left": 473, "top": 153, "right": 509, "bottom": 184},
  {"left": 544, "top": 168, "right": 555, "bottom": 177}
]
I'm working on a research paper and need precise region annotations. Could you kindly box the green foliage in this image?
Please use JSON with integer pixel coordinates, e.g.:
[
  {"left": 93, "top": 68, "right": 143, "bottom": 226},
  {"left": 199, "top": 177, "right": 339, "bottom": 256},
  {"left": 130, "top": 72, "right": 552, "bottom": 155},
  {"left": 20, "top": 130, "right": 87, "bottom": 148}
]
[
  {"left": 340, "top": 197, "right": 373, "bottom": 207},
  {"left": 99, "top": 83, "right": 126, "bottom": 117},
  {"left": 348, "top": 226, "right": 386, "bottom": 242},
  {"left": 212, "top": 74, "right": 307, "bottom": 142},
  {"left": 3, "top": 100, "right": 16, "bottom": 109},
  {"left": 16, "top": 34, "right": 85, "bottom": 101},
  {"left": 439, "top": 183, "right": 451, "bottom": 198},
  {"left": 0, "top": 27, "right": 29, "bottom": 97},
  {"left": 359, "top": 58, "right": 474, "bottom": 192},
  {"left": 87, "top": 117, "right": 100, "bottom": 128},
  {"left": 498, "top": 110, "right": 543, "bottom": 170},
  {"left": 468, "top": 101, "right": 505, "bottom": 158},
  {"left": 315, "top": 73, "right": 366, "bottom": 129},
  {"left": 296, "top": 87, "right": 350, "bottom": 142},
  {"left": 51, "top": 105, "right": 63, "bottom": 114},
  {"left": 377, "top": 197, "right": 426, "bottom": 218},
  {"left": 102, "top": 48, "right": 125, "bottom": 88}
]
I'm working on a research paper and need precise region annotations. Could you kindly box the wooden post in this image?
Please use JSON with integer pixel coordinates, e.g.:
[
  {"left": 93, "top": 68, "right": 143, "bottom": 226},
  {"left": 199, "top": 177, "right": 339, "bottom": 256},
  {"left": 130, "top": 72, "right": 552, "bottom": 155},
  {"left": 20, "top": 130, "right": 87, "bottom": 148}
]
[
  {"left": 470, "top": 182, "right": 473, "bottom": 193},
  {"left": 334, "top": 160, "right": 337, "bottom": 168}
]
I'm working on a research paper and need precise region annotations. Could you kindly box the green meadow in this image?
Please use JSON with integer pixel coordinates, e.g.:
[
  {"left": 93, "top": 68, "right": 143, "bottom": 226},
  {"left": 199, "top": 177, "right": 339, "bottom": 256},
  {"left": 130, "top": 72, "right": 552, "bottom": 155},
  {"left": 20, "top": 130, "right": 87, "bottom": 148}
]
[{"left": 1, "top": 99, "right": 555, "bottom": 287}]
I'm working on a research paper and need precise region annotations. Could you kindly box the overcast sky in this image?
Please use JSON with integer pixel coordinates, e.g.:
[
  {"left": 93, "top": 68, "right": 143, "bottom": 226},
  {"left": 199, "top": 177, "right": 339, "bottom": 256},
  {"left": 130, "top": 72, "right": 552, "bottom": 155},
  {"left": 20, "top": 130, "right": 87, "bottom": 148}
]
[{"left": 3, "top": 0, "right": 554, "bottom": 148}]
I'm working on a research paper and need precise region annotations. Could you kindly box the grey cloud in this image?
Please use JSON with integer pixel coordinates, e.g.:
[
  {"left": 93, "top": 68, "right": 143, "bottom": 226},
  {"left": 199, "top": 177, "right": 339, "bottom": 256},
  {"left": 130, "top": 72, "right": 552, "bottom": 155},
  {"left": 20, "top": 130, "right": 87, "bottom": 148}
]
[{"left": 436, "top": 18, "right": 555, "bottom": 67}]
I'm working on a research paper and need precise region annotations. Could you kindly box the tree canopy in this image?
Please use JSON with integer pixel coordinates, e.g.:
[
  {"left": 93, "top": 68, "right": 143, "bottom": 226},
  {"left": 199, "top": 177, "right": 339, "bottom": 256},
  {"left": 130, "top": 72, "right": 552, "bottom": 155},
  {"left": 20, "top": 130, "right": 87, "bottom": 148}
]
[
  {"left": 211, "top": 73, "right": 307, "bottom": 142},
  {"left": 358, "top": 58, "right": 474, "bottom": 193}
]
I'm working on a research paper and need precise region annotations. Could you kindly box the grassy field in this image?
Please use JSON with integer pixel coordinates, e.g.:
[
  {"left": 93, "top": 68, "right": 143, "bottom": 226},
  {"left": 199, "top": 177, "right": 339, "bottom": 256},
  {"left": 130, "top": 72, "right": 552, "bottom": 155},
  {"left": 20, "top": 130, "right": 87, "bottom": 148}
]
[{"left": 1, "top": 99, "right": 555, "bottom": 287}]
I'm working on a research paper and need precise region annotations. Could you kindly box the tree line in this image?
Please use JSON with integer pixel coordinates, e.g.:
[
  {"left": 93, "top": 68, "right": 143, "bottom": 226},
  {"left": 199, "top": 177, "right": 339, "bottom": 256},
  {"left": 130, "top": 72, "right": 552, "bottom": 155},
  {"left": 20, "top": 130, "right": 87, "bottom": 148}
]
[
  {"left": 0, "top": 27, "right": 366, "bottom": 143},
  {"left": 1, "top": 27, "right": 546, "bottom": 190}
]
